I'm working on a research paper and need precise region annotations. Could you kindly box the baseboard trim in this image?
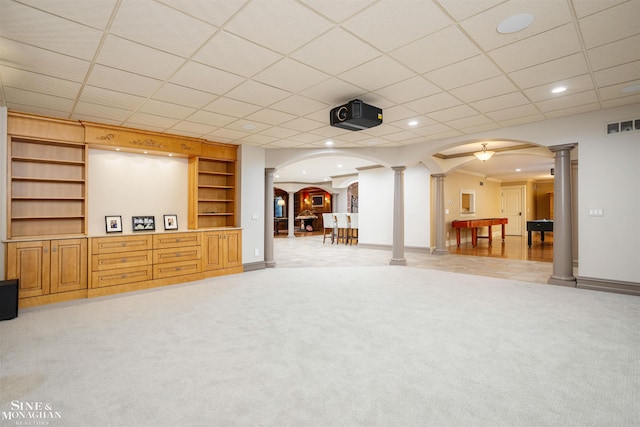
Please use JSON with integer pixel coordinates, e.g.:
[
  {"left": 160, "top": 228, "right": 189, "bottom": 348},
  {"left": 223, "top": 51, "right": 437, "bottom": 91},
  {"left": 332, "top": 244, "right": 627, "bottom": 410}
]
[
  {"left": 357, "top": 243, "right": 430, "bottom": 253},
  {"left": 577, "top": 276, "right": 640, "bottom": 296},
  {"left": 243, "top": 261, "right": 266, "bottom": 272}
]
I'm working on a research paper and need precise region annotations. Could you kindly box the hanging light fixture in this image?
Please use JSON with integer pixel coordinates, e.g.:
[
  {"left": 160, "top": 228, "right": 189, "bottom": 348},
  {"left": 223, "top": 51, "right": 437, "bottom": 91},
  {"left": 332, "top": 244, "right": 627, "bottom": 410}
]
[{"left": 474, "top": 143, "right": 495, "bottom": 162}]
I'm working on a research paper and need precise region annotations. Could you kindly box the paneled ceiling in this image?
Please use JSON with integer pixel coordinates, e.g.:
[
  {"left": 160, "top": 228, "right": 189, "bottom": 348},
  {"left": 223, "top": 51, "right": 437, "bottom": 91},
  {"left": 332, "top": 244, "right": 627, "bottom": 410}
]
[{"left": 1, "top": 0, "right": 639, "bottom": 182}]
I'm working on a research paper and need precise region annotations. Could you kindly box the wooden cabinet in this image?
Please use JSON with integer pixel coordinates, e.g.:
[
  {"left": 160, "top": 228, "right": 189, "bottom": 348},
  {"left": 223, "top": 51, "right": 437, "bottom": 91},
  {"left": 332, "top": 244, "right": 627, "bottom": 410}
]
[
  {"left": 6, "top": 238, "right": 87, "bottom": 307},
  {"left": 8, "top": 137, "right": 87, "bottom": 239},
  {"left": 152, "top": 233, "right": 202, "bottom": 279},
  {"left": 90, "top": 235, "right": 153, "bottom": 289},
  {"left": 202, "top": 229, "right": 242, "bottom": 271},
  {"left": 189, "top": 155, "right": 237, "bottom": 229}
]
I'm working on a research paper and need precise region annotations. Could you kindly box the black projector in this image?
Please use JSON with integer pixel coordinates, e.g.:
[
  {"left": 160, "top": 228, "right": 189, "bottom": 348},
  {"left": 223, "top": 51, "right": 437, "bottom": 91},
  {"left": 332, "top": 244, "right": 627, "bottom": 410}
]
[{"left": 330, "top": 99, "right": 382, "bottom": 131}]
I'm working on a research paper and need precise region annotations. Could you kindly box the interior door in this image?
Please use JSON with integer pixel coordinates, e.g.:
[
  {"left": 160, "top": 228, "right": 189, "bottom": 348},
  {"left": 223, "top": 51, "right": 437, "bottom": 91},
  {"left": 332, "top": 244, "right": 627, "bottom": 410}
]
[{"left": 502, "top": 186, "right": 523, "bottom": 236}]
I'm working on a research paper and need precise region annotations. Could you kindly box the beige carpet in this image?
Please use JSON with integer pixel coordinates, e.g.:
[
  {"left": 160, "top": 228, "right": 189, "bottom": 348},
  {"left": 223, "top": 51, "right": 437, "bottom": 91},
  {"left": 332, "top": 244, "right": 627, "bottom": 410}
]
[{"left": 1, "top": 266, "right": 638, "bottom": 426}]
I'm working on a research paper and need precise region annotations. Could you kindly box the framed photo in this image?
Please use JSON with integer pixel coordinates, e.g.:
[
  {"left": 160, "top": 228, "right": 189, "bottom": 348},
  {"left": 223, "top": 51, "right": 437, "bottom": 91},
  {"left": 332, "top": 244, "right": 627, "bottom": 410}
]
[
  {"left": 163, "top": 214, "right": 178, "bottom": 230},
  {"left": 132, "top": 216, "right": 155, "bottom": 232},
  {"left": 312, "top": 195, "right": 324, "bottom": 207},
  {"left": 105, "top": 215, "right": 122, "bottom": 233}
]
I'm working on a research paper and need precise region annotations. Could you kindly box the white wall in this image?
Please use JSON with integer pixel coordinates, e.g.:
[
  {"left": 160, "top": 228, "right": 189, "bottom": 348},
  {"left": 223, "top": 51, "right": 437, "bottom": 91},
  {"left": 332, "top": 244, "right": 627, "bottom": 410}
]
[
  {"left": 358, "top": 164, "right": 430, "bottom": 248},
  {"left": 88, "top": 149, "right": 188, "bottom": 234},
  {"left": 239, "top": 144, "right": 265, "bottom": 265}
]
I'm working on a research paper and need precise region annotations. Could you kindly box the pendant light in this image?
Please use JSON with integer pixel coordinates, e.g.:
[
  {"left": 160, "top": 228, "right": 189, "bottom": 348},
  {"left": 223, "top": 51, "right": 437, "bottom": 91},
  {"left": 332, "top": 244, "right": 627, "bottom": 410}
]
[{"left": 474, "top": 143, "right": 495, "bottom": 162}]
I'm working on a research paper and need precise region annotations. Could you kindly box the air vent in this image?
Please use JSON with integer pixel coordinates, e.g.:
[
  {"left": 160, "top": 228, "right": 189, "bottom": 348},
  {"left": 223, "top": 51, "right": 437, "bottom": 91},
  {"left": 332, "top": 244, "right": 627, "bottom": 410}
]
[{"left": 606, "top": 118, "right": 640, "bottom": 135}]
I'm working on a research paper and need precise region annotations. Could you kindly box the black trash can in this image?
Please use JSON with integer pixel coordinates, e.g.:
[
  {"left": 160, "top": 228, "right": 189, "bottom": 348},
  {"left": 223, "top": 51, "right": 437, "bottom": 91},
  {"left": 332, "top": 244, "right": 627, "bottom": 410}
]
[{"left": 0, "top": 279, "right": 19, "bottom": 321}]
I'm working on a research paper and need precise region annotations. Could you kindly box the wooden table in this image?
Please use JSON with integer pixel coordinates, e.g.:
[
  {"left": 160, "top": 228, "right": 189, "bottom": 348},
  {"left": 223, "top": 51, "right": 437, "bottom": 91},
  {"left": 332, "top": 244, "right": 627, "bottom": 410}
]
[
  {"left": 527, "top": 220, "right": 553, "bottom": 247},
  {"left": 274, "top": 217, "right": 287, "bottom": 235},
  {"left": 451, "top": 218, "right": 508, "bottom": 247}
]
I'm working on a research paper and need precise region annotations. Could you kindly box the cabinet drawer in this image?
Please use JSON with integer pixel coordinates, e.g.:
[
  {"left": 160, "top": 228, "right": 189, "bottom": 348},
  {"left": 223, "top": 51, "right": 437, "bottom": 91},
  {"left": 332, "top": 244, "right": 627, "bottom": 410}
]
[
  {"left": 91, "top": 265, "right": 153, "bottom": 288},
  {"left": 153, "top": 260, "right": 202, "bottom": 279},
  {"left": 153, "top": 233, "right": 201, "bottom": 249},
  {"left": 92, "top": 250, "right": 153, "bottom": 271},
  {"left": 92, "top": 235, "right": 153, "bottom": 254},
  {"left": 153, "top": 246, "right": 201, "bottom": 264}
]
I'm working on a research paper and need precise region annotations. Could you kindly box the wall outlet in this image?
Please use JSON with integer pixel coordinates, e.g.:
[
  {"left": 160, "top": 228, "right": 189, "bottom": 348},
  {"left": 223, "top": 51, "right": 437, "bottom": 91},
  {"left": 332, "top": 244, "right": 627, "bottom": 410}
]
[{"left": 254, "top": 248, "right": 259, "bottom": 256}]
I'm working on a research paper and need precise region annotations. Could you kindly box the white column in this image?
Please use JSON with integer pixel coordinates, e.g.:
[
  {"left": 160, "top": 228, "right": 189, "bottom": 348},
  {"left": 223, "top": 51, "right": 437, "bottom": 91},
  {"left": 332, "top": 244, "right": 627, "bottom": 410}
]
[
  {"left": 432, "top": 173, "right": 449, "bottom": 255},
  {"left": 390, "top": 166, "right": 407, "bottom": 266},
  {"left": 264, "top": 168, "right": 276, "bottom": 268},
  {"left": 287, "top": 191, "right": 295, "bottom": 238},
  {"left": 548, "top": 144, "right": 576, "bottom": 286}
]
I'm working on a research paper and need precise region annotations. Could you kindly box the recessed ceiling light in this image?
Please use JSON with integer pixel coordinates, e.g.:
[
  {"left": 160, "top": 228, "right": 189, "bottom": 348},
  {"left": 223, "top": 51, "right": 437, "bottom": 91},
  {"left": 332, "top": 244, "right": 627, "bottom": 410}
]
[
  {"left": 551, "top": 86, "right": 567, "bottom": 94},
  {"left": 337, "top": 164, "right": 343, "bottom": 168},
  {"left": 408, "top": 120, "right": 418, "bottom": 127},
  {"left": 497, "top": 13, "right": 534, "bottom": 34},
  {"left": 302, "top": 170, "right": 306, "bottom": 174},
  {"left": 515, "top": 168, "right": 522, "bottom": 172},
  {"left": 115, "top": 148, "right": 120, "bottom": 151},
  {"left": 168, "top": 153, "right": 173, "bottom": 157},
  {"left": 622, "top": 84, "right": 640, "bottom": 94},
  {"left": 325, "top": 140, "right": 334, "bottom": 146},
  {"left": 143, "top": 151, "right": 148, "bottom": 154},
  {"left": 242, "top": 124, "right": 256, "bottom": 130}
]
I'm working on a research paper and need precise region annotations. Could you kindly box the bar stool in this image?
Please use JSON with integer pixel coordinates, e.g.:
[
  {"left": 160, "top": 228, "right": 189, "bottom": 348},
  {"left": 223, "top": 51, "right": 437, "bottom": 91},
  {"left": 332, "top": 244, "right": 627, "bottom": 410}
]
[
  {"left": 347, "top": 213, "right": 358, "bottom": 245},
  {"left": 335, "top": 213, "right": 349, "bottom": 244},
  {"left": 322, "top": 213, "right": 336, "bottom": 244}
]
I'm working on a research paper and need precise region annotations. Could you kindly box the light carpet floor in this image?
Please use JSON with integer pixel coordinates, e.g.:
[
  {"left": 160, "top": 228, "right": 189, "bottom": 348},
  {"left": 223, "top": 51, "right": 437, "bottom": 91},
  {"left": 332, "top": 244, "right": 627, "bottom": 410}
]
[{"left": 1, "top": 266, "right": 639, "bottom": 426}]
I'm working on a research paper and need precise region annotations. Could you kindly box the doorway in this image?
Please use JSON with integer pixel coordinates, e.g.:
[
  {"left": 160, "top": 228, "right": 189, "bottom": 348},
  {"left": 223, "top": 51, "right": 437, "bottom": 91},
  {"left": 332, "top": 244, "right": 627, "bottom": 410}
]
[{"left": 501, "top": 185, "right": 525, "bottom": 236}]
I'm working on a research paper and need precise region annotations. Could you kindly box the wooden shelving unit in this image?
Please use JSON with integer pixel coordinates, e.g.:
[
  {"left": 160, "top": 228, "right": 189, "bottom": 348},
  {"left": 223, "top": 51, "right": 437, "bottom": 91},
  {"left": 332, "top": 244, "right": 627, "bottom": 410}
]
[
  {"left": 8, "top": 137, "right": 87, "bottom": 238},
  {"left": 189, "top": 157, "right": 237, "bottom": 229}
]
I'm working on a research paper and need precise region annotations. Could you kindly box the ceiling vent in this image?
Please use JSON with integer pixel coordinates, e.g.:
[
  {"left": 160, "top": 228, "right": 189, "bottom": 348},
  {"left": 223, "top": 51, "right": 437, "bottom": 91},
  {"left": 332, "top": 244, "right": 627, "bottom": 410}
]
[{"left": 606, "top": 118, "right": 640, "bottom": 135}]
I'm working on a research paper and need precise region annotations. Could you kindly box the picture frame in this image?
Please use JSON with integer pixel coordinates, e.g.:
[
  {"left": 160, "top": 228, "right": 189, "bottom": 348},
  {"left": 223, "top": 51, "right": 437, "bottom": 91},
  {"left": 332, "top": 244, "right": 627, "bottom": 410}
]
[
  {"left": 163, "top": 214, "right": 178, "bottom": 230},
  {"left": 132, "top": 216, "right": 155, "bottom": 232},
  {"left": 312, "top": 195, "right": 324, "bottom": 207},
  {"left": 105, "top": 215, "right": 122, "bottom": 233}
]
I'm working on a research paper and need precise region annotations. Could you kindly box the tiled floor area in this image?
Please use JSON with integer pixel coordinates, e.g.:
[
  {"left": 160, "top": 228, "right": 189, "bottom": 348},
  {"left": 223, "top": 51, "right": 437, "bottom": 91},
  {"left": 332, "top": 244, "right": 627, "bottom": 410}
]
[{"left": 274, "top": 234, "right": 556, "bottom": 285}]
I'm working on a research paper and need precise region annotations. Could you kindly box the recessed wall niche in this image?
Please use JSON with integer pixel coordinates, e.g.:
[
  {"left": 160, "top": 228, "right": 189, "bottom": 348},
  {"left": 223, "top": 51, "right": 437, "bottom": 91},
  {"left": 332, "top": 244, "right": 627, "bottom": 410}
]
[{"left": 88, "top": 149, "right": 188, "bottom": 235}]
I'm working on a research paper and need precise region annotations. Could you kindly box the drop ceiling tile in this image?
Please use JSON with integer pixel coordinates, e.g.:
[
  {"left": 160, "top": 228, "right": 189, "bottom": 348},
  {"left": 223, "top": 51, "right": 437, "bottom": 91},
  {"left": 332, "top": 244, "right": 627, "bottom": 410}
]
[
  {"left": 87, "top": 65, "right": 161, "bottom": 98},
  {"left": 489, "top": 24, "right": 582, "bottom": 73},
  {"left": 152, "top": 84, "right": 217, "bottom": 109},
  {"left": 224, "top": 80, "right": 290, "bottom": 107},
  {"left": 254, "top": 58, "right": 330, "bottom": 92},
  {"left": 157, "top": 0, "right": 246, "bottom": 27},
  {"left": 338, "top": 56, "right": 415, "bottom": 91},
  {"left": 169, "top": 121, "right": 218, "bottom": 136},
  {"left": 450, "top": 76, "right": 518, "bottom": 103},
  {"left": 594, "top": 61, "right": 640, "bottom": 87},
  {"left": 579, "top": 2, "right": 640, "bottom": 48},
  {"left": 69, "top": 113, "right": 122, "bottom": 127},
  {"left": 587, "top": 35, "right": 640, "bottom": 71},
  {"left": 0, "top": 1, "right": 103, "bottom": 60},
  {"left": 428, "top": 104, "right": 477, "bottom": 122},
  {"left": 301, "top": 0, "right": 375, "bottom": 23},
  {"left": 572, "top": 0, "right": 627, "bottom": 18},
  {"left": 207, "top": 127, "right": 251, "bottom": 141},
  {"left": 4, "top": 86, "right": 75, "bottom": 112},
  {"left": 425, "top": 55, "right": 501, "bottom": 90},
  {"left": 404, "top": 92, "right": 462, "bottom": 114},
  {"left": 224, "top": 120, "right": 271, "bottom": 133},
  {"left": 461, "top": 0, "right": 573, "bottom": 51},
  {"left": 376, "top": 77, "right": 440, "bottom": 104},
  {"left": 79, "top": 85, "right": 146, "bottom": 110},
  {"left": 435, "top": 0, "right": 502, "bottom": 21},
  {"left": 291, "top": 28, "right": 381, "bottom": 75},
  {"left": 124, "top": 112, "right": 179, "bottom": 129},
  {"left": 390, "top": 25, "right": 482, "bottom": 74},
  {"left": 270, "top": 95, "right": 327, "bottom": 116},
  {"left": 384, "top": 130, "right": 421, "bottom": 142},
  {"left": 410, "top": 123, "right": 454, "bottom": 137},
  {"left": 110, "top": 0, "right": 215, "bottom": 57},
  {"left": 224, "top": 1, "right": 332, "bottom": 54},
  {"left": 278, "top": 117, "right": 325, "bottom": 133},
  {"left": 0, "top": 66, "right": 82, "bottom": 99},
  {"left": 238, "top": 133, "right": 279, "bottom": 146},
  {"left": 0, "top": 39, "right": 90, "bottom": 82},
  {"left": 601, "top": 93, "right": 640, "bottom": 109},
  {"left": 193, "top": 31, "right": 282, "bottom": 77},
  {"left": 382, "top": 105, "right": 422, "bottom": 122},
  {"left": 74, "top": 101, "right": 133, "bottom": 122},
  {"left": 170, "top": 61, "right": 246, "bottom": 95},
  {"left": 288, "top": 132, "right": 326, "bottom": 143},
  {"left": 19, "top": 0, "right": 117, "bottom": 29},
  {"left": 446, "top": 114, "right": 493, "bottom": 129},
  {"left": 470, "top": 92, "right": 530, "bottom": 113},
  {"left": 460, "top": 122, "right": 500, "bottom": 134},
  {"left": 342, "top": 0, "right": 450, "bottom": 52},
  {"left": 259, "top": 127, "right": 301, "bottom": 139},
  {"left": 524, "top": 74, "right": 595, "bottom": 102},
  {"left": 203, "top": 97, "right": 261, "bottom": 117},
  {"left": 499, "top": 114, "right": 546, "bottom": 128},
  {"left": 96, "top": 36, "right": 184, "bottom": 80},
  {"left": 486, "top": 104, "right": 541, "bottom": 122},
  {"left": 245, "top": 108, "right": 297, "bottom": 126},
  {"left": 536, "top": 90, "right": 599, "bottom": 113},
  {"left": 599, "top": 82, "right": 640, "bottom": 101},
  {"left": 139, "top": 99, "right": 196, "bottom": 120},
  {"left": 508, "top": 53, "right": 589, "bottom": 89},
  {"left": 188, "top": 110, "right": 237, "bottom": 127},
  {"left": 300, "top": 79, "right": 367, "bottom": 105},
  {"left": 544, "top": 103, "right": 600, "bottom": 118},
  {"left": 390, "top": 115, "right": 438, "bottom": 131}
]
